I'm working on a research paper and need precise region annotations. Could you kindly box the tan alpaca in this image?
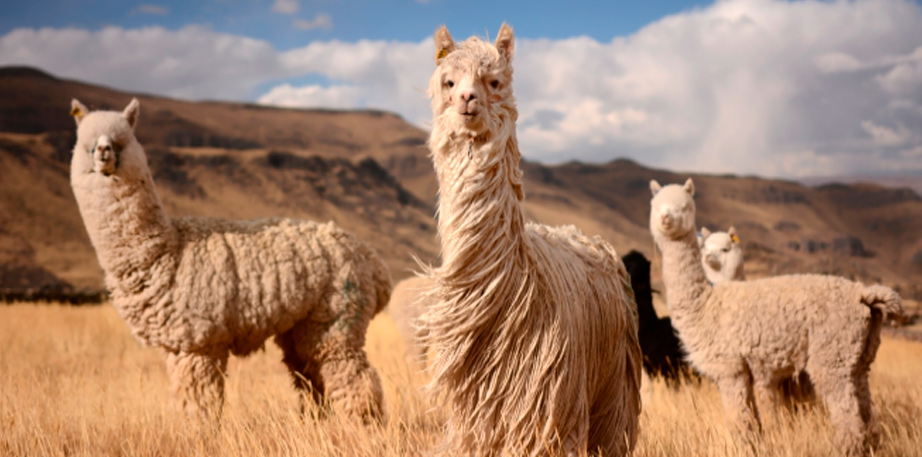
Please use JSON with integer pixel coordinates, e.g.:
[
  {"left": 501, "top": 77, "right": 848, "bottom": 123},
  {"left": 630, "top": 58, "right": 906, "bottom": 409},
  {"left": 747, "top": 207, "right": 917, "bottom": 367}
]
[
  {"left": 387, "top": 275, "right": 435, "bottom": 366},
  {"left": 699, "top": 226, "right": 817, "bottom": 404},
  {"left": 698, "top": 226, "right": 745, "bottom": 284},
  {"left": 649, "top": 178, "right": 903, "bottom": 456},
  {"left": 420, "top": 24, "right": 642, "bottom": 457},
  {"left": 69, "top": 98, "right": 391, "bottom": 423}
]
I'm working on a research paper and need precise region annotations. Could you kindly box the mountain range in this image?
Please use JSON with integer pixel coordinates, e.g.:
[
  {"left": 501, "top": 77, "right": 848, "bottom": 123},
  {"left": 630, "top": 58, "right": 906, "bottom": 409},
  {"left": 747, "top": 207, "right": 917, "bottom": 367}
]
[{"left": 2, "top": 66, "right": 920, "bottom": 307}]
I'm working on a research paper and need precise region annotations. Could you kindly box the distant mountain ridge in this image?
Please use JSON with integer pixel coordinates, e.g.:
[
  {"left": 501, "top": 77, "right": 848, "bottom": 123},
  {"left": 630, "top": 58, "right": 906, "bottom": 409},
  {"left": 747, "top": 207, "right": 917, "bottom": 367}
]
[{"left": 1, "top": 66, "right": 921, "bottom": 305}]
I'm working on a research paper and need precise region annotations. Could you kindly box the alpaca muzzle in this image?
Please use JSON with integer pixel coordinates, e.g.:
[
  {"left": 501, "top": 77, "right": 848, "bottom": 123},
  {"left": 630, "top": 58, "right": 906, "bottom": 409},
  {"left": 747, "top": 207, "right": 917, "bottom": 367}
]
[
  {"left": 659, "top": 213, "right": 674, "bottom": 229},
  {"left": 92, "top": 136, "right": 120, "bottom": 176},
  {"left": 706, "top": 253, "right": 722, "bottom": 270}
]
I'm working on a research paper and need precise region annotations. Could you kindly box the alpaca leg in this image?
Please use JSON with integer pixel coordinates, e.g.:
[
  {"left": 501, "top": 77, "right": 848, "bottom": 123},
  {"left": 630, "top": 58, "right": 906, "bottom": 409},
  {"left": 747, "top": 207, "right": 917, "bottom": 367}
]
[
  {"left": 312, "top": 336, "right": 385, "bottom": 424},
  {"left": 855, "top": 373, "right": 881, "bottom": 450},
  {"left": 276, "top": 329, "right": 327, "bottom": 418},
  {"left": 165, "top": 349, "right": 229, "bottom": 421},
  {"left": 754, "top": 378, "right": 783, "bottom": 427},
  {"left": 716, "top": 374, "right": 761, "bottom": 436},
  {"left": 275, "top": 318, "right": 384, "bottom": 424},
  {"left": 814, "top": 372, "right": 870, "bottom": 457}
]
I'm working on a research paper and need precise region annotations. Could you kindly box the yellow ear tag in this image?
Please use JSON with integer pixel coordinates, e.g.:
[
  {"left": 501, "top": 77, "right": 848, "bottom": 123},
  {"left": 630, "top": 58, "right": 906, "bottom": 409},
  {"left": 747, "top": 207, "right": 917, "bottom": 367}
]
[
  {"left": 730, "top": 234, "right": 741, "bottom": 244},
  {"left": 70, "top": 106, "right": 83, "bottom": 118},
  {"left": 436, "top": 48, "right": 448, "bottom": 60}
]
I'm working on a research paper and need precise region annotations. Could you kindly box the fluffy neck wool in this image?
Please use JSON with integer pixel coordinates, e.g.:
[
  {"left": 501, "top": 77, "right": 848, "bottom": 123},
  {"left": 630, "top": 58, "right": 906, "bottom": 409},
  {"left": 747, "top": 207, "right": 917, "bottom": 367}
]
[
  {"left": 72, "top": 156, "right": 176, "bottom": 295},
  {"left": 656, "top": 230, "right": 713, "bottom": 333}
]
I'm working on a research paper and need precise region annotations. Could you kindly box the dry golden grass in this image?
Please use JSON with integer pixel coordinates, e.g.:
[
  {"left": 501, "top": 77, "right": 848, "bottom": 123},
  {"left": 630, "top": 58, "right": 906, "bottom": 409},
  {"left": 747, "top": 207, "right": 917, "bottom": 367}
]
[{"left": 1, "top": 303, "right": 920, "bottom": 456}]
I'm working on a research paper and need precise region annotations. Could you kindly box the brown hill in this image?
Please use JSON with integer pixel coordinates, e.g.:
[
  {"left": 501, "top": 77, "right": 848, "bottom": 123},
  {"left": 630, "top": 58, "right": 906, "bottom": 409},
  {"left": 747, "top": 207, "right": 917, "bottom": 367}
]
[{"left": 2, "top": 66, "right": 921, "bottom": 307}]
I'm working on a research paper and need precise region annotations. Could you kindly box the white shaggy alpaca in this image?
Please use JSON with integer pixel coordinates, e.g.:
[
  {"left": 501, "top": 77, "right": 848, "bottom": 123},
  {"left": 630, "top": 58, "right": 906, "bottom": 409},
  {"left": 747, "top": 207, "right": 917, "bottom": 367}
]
[
  {"left": 386, "top": 275, "right": 435, "bottom": 367},
  {"left": 421, "top": 24, "right": 642, "bottom": 456},
  {"left": 69, "top": 98, "right": 391, "bottom": 423},
  {"left": 698, "top": 226, "right": 745, "bottom": 284},
  {"left": 649, "top": 178, "right": 904, "bottom": 456}
]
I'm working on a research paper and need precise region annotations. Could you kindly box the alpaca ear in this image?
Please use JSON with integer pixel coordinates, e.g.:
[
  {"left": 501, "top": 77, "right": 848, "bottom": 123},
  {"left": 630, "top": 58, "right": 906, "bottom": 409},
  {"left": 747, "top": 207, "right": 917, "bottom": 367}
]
[
  {"left": 434, "top": 25, "right": 455, "bottom": 65},
  {"left": 70, "top": 99, "right": 89, "bottom": 126},
  {"left": 684, "top": 178, "right": 695, "bottom": 196},
  {"left": 649, "top": 180, "right": 662, "bottom": 196},
  {"left": 728, "top": 226, "right": 740, "bottom": 244},
  {"left": 700, "top": 227, "right": 711, "bottom": 239},
  {"left": 123, "top": 98, "right": 140, "bottom": 129},
  {"left": 495, "top": 23, "right": 514, "bottom": 63}
]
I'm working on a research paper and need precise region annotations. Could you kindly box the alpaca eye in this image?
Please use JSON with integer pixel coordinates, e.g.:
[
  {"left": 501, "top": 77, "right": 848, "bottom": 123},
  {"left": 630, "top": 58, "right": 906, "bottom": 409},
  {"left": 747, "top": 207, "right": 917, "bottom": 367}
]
[
  {"left": 722, "top": 247, "right": 731, "bottom": 253},
  {"left": 447, "top": 80, "right": 455, "bottom": 88},
  {"left": 490, "top": 80, "right": 499, "bottom": 89}
]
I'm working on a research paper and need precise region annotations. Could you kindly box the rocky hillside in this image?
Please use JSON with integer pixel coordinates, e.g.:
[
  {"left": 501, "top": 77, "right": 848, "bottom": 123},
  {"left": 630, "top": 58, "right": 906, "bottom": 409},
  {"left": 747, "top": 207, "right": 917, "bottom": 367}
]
[{"left": 2, "top": 66, "right": 921, "bottom": 305}]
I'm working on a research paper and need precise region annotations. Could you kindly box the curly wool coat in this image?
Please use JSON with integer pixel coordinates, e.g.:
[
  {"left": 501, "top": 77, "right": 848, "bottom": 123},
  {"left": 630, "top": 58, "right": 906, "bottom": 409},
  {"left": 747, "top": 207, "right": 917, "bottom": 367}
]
[
  {"left": 650, "top": 178, "right": 903, "bottom": 456},
  {"left": 69, "top": 98, "right": 391, "bottom": 422}
]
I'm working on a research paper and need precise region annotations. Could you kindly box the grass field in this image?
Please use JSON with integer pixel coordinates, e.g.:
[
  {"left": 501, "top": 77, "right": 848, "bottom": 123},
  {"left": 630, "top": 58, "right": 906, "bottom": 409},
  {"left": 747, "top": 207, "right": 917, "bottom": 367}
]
[{"left": 1, "top": 303, "right": 920, "bottom": 456}]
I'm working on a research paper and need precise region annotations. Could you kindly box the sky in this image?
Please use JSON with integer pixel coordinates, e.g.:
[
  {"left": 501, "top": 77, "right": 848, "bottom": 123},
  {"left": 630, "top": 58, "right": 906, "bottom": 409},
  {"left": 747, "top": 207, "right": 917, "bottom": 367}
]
[{"left": 1, "top": 0, "right": 921, "bottom": 179}]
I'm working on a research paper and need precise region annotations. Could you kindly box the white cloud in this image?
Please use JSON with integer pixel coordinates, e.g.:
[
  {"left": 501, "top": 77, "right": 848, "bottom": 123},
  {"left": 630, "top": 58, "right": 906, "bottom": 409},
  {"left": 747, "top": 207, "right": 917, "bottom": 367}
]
[
  {"left": 876, "top": 54, "right": 922, "bottom": 95},
  {"left": 272, "top": 0, "right": 298, "bottom": 15},
  {"left": 134, "top": 4, "right": 169, "bottom": 16},
  {"left": 814, "top": 52, "right": 863, "bottom": 74},
  {"left": 0, "top": 26, "right": 287, "bottom": 100},
  {"left": 276, "top": 38, "right": 434, "bottom": 122},
  {"left": 257, "top": 83, "right": 361, "bottom": 109},
  {"left": 2, "top": 0, "right": 922, "bottom": 178},
  {"left": 861, "top": 121, "right": 913, "bottom": 147},
  {"left": 294, "top": 13, "right": 333, "bottom": 31}
]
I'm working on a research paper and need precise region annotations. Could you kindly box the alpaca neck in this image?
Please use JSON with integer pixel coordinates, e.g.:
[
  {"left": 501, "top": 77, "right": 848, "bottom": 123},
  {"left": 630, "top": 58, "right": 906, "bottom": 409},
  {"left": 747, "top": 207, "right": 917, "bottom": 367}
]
[
  {"left": 431, "top": 117, "right": 526, "bottom": 289},
  {"left": 73, "top": 165, "right": 176, "bottom": 292},
  {"left": 657, "top": 230, "right": 712, "bottom": 325}
]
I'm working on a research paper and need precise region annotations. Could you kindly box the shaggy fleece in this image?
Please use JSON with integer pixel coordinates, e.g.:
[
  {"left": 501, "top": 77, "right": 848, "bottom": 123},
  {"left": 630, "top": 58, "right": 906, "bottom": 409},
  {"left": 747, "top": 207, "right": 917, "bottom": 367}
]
[
  {"left": 422, "top": 24, "right": 642, "bottom": 457},
  {"left": 69, "top": 98, "right": 391, "bottom": 422}
]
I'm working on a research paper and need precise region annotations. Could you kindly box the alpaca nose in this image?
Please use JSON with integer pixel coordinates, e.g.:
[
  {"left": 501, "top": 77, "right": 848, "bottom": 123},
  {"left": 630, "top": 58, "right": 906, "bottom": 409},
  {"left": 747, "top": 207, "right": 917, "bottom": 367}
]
[
  {"left": 706, "top": 253, "right": 720, "bottom": 268},
  {"left": 660, "top": 213, "right": 673, "bottom": 227},
  {"left": 460, "top": 90, "right": 476, "bottom": 102}
]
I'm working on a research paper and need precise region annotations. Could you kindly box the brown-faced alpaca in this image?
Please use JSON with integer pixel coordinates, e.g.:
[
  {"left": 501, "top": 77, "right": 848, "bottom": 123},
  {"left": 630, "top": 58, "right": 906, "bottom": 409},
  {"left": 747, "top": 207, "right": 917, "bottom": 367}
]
[
  {"left": 698, "top": 227, "right": 745, "bottom": 284},
  {"left": 69, "top": 98, "right": 390, "bottom": 423},
  {"left": 699, "top": 227, "right": 816, "bottom": 404},
  {"left": 649, "top": 178, "right": 904, "bottom": 456},
  {"left": 421, "top": 24, "right": 642, "bottom": 456}
]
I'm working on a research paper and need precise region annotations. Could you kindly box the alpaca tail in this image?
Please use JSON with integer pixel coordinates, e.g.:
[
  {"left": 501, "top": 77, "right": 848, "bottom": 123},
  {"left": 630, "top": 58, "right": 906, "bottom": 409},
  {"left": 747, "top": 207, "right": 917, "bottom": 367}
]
[{"left": 860, "top": 285, "right": 906, "bottom": 325}]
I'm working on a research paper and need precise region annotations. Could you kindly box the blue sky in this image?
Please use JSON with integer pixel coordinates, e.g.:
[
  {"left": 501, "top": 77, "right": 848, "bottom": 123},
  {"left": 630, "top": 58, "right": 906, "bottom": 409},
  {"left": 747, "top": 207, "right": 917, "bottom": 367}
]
[
  {"left": 0, "top": 1, "right": 711, "bottom": 48},
  {"left": 1, "top": 0, "right": 922, "bottom": 178}
]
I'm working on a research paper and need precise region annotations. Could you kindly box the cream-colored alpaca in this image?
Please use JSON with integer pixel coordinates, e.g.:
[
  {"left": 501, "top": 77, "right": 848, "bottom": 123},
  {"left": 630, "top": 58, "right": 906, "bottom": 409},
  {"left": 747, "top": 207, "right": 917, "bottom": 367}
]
[
  {"left": 69, "top": 98, "right": 391, "bottom": 423},
  {"left": 698, "top": 227, "right": 745, "bottom": 284},
  {"left": 650, "top": 178, "right": 903, "bottom": 456},
  {"left": 387, "top": 275, "right": 435, "bottom": 366},
  {"left": 421, "top": 24, "right": 642, "bottom": 457}
]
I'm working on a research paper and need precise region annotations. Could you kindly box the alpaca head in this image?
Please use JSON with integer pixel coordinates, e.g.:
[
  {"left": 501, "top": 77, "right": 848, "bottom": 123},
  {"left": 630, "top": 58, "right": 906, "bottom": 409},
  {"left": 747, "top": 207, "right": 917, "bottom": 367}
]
[
  {"left": 698, "top": 226, "right": 744, "bottom": 282},
  {"left": 70, "top": 98, "right": 145, "bottom": 180},
  {"left": 428, "top": 23, "right": 516, "bottom": 139},
  {"left": 649, "top": 178, "right": 697, "bottom": 241}
]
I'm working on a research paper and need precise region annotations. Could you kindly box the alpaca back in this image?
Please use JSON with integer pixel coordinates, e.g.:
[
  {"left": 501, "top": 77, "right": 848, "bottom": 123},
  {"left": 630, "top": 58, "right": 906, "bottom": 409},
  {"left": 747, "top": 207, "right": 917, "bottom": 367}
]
[
  {"left": 685, "top": 275, "right": 889, "bottom": 375},
  {"left": 118, "top": 216, "right": 389, "bottom": 355}
]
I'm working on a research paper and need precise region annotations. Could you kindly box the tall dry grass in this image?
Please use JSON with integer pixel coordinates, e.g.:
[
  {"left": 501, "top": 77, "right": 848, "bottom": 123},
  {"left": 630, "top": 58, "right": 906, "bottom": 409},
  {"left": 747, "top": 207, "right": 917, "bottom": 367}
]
[{"left": 1, "top": 303, "right": 920, "bottom": 456}]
